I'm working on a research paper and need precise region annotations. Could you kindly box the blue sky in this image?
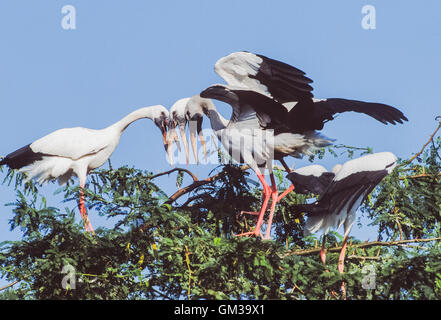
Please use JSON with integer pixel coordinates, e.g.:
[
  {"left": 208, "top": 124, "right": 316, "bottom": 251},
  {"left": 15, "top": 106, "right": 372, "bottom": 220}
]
[{"left": 1, "top": 0, "right": 440, "bottom": 287}]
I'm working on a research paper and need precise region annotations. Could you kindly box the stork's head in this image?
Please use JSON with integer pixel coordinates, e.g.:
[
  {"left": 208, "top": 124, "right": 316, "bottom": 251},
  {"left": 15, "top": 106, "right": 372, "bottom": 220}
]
[
  {"left": 149, "top": 105, "right": 170, "bottom": 157},
  {"left": 184, "top": 95, "right": 212, "bottom": 164},
  {"left": 166, "top": 98, "right": 191, "bottom": 165}
]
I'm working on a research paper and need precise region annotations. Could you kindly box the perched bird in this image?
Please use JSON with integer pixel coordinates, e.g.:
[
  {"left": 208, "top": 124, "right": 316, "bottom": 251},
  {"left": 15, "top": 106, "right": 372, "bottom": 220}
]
[
  {"left": 167, "top": 98, "right": 189, "bottom": 165},
  {"left": 0, "top": 105, "right": 170, "bottom": 234},
  {"left": 167, "top": 97, "right": 208, "bottom": 165},
  {"left": 190, "top": 51, "right": 407, "bottom": 239},
  {"left": 286, "top": 152, "right": 398, "bottom": 274}
]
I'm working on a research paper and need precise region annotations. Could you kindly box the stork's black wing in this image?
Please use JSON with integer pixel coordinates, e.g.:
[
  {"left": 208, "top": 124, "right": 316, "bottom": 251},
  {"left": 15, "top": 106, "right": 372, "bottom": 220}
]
[
  {"left": 288, "top": 98, "right": 408, "bottom": 132},
  {"left": 319, "top": 169, "right": 389, "bottom": 215},
  {"left": 314, "top": 98, "right": 408, "bottom": 125},
  {"left": 200, "top": 84, "right": 290, "bottom": 130},
  {"left": 287, "top": 171, "right": 335, "bottom": 195},
  {"left": 214, "top": 51, "right": 314, "bottom": 103}
]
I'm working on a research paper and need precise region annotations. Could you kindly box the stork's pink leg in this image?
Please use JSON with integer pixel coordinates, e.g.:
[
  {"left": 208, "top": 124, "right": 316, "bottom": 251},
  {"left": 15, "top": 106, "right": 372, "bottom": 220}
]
[
  {"left": 320, "top": 235, "right": 327, "bottom": 264},
  {"left": 79, "top": 188, "right": 95, "bottom": 235},
  {"left": 338, "top": 236, "right": 348, "bottom": 274},
  {"left": 319, "top": 235, "right": 339, "bottom": 299},
  {"left": 338, "top": 235, "right": 349, "bottom": 299},
  {"left": 235, "top": 172, "right": 271, "bottom": 238},
  {"left": 277, "top": 184, "right": 295, "bottom": 202},
  {"left": 276, "top": 159, "right": 296, "bottom": 202},
  {"left": 263, "top": 174, "right": 279, "bottom": 240}
]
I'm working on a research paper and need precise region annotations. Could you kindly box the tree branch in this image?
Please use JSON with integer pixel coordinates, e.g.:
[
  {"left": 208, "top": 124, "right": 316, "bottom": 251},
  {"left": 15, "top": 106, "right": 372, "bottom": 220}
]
[
  {"left": 165, "top": 165, "right": 250, "bottom": 204},
  {"left": 405, "top": 117, "right": 441, "bottom": 165},
  {"left": 282, "top": 237, "right": 441, "bottom": 258},
  {"left": 0, "top": 279, "right": 20, "bottom": 292},
  {"left": 149, "top": 167, "right": 198, "bottom": 182},
  {"left": 400, "top": 173, "right": 441, "bottom": 180}
]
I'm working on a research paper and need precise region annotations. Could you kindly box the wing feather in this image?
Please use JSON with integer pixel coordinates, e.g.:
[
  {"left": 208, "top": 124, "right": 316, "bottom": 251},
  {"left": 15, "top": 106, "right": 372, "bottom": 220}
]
[
  {"left": 214, "top": 52, "right": 314, "bottom": 103},
  {"left": 30, "top": 127, "right": 110, "bottom": 160}
]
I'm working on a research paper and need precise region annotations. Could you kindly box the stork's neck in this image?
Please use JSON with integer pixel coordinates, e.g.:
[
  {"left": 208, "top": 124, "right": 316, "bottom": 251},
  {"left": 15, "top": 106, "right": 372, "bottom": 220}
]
[{"left": 111, "top": 107, "right": 157, "bottom": 134}]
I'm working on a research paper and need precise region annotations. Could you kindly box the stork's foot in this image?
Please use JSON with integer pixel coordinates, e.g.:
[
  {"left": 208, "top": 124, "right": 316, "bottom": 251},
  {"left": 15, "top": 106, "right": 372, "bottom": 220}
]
[
  {"left": 239, "top": 211, "right": 260, "bottom": 216},
  {"left": 234, "top": 229, "right": 263, "bottom": 239},
  {"left": 79, "top": 210, "right": 95, "bottom": 236},
  {"left": 78, "top": 202, "right": 95, "bottom": 235}
]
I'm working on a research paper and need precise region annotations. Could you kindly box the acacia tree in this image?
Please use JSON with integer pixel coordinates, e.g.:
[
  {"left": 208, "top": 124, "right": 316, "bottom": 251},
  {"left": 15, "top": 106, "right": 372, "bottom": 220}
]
[{"left": 0, "top": 118, "right": 441, "bottom": 300}]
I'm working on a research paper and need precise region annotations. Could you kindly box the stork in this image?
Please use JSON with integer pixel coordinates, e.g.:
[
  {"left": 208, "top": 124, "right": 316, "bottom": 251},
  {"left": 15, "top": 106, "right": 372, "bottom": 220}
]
[
  {"left": 167, "top": 97, "right": 208, "bottom": 165},
  {"left": 0, "top": 105, "right": 170, "bottom": 234},
  {"left": 167, "top": 98, "right": 189, "bottom": 165},
  {"left": 286, "top": 151, "right": 398, "bottom": 296},
  {"left": 188, "top": 51, "right": 407, "bottom": 239}
]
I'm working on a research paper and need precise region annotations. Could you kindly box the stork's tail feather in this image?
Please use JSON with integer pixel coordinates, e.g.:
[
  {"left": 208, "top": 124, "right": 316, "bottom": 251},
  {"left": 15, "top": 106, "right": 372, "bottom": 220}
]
[
  {"left": 291, "top": 203, "right": 335, "bottom": 236},
  {"left": 0, "top": 144, "right": 44, "bottom": 170}
]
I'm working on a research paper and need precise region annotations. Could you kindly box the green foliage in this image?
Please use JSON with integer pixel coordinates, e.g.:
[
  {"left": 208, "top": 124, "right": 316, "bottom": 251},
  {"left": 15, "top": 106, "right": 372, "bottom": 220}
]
[{"left": 1, "top": 125, "right": 441, "bottom": 300}]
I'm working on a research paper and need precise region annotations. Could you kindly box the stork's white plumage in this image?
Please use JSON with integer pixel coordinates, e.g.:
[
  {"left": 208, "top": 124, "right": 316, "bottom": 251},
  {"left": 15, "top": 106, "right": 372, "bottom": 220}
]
[
  {"left": 0, "top": 105, "right": 170, "bottom": 234},
  {"left": 190, "top": 51, "right": 407, "bottom": 240},
  {"left": 287, "top": 152, "right": 398, "bottom": 275}
]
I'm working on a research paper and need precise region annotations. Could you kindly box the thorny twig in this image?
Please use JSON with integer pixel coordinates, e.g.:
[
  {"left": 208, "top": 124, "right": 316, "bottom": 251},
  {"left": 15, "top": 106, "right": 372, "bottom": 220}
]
[
  {"left": 282, "top": 237, "right": 441, "bottom": 258},
  {"left": 165, "top": 165, "right": 250, "bottom": 204},
  {"left": 149, "top": 167, "right": 198, "bottom": 182},
  {"left": 403, "top": 116, "right": 441, "bottom": 165}
]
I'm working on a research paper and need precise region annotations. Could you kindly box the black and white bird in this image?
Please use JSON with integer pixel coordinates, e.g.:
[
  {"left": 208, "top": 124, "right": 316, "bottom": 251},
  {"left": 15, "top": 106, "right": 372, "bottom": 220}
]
[
  {"left": 286, "top": 151, "right": 398, "bottom": 274},
  {"left": 0, "top": 105, "right": 170, "bottom": 234},
  {"left": 190, "top": 51, "right": 407, "bottom": 239}
]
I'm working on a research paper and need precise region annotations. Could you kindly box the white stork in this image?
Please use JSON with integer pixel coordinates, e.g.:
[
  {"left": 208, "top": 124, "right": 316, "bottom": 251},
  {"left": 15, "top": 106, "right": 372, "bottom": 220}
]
[
  {"left": 187, "top": 51, "right": 407, "bottom": 239},
  {"left": 0, "top": 105, "right": 170, "bottom": 234},
  {"left": 167, "top": 98, "right": 188, "bottom": 165},
  {"left": 286, "top": 152, "right": 398, "bottom": 275},
  {"left": 167, "top": 96, "right": 209, "bottom": 165}
]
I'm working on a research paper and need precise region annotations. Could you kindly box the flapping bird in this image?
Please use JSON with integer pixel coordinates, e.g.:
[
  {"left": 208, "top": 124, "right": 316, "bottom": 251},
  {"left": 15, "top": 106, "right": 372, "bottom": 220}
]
[{"left": 188, "top": 51, "right": 406, "bottom": 239}]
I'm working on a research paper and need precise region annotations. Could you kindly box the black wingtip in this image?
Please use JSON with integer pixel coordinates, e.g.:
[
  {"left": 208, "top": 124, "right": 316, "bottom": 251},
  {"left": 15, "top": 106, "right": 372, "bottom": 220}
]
[
  {"left": 200, "top": 85, "right": 228, "bottom": 99},
  {"left": 1, "top": 144, "right": 44, "bottom": 170}
]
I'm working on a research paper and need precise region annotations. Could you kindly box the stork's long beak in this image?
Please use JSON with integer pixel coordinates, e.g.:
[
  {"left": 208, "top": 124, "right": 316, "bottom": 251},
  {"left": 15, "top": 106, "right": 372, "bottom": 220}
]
[
  {"left": 166, "top": 120, "right": 183, "bottom": 166},
  {"left": 179, "top": 124, "right": 190, "bottom": 166},
  {"left": 189, "top": 125, "right": 198, "bottom": 164},
  {"left": 197, "top": 117, "right": 207, "bottom": 162},
  {"left": 168, "top": 122, "right": 181, "bottom": 152},
  {"left": 188, "top": 117, "right": 207, "bottom": 165},
  {"left": 160, "top": 121, "right": 172, "bottom": 165}
]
